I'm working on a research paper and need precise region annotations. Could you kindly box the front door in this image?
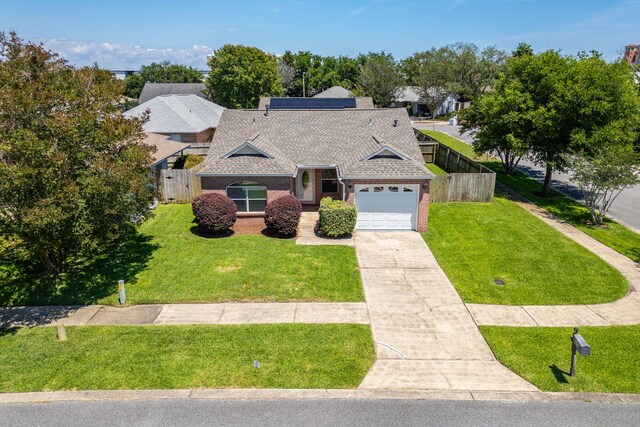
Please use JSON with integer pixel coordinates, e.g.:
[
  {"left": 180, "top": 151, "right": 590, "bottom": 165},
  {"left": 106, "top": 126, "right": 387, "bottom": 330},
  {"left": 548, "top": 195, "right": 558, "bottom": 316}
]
[{"left": 297, "top": 169, "right": 315, "bottom": 203}]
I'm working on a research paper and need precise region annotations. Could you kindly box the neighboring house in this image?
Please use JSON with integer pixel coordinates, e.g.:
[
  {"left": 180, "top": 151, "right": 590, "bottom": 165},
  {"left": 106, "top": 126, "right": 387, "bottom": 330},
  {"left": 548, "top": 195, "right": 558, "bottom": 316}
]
[
  {"left": 392, "top": 86, "right": 463, "bottom": 118},
  {"left": 257, "top": 96, "right": 375, "bottom": 109},
  {"left": 624, "top": 44, "right": 639, "bottom": 65},
  {"left": 313, "top": 85, "right": 352, "bottom": 98},
  {"left": 123, "top": 94, "right": 224, "bottom": 145},
  {"left": 138, "top": 83, "right": 207, "bottom": 104},
  {"left": 197, "top": 108, "right": 434, "bottom": 231},
  {"left": 144, "top": 133, "right": 190, "bottom": 171}
]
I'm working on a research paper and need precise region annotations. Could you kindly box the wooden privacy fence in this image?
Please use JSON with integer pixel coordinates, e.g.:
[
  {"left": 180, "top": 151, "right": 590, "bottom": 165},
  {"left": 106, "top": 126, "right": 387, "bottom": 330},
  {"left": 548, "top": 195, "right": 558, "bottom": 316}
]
[
  {"left": 429, "top": 173, "right": 496, "bottom": 203},
  {"left": 415, "top": 129, "right": 496, "bottom": 203},
  {"left": 158, "top": 163, "right": 203, "bottom": 203}
]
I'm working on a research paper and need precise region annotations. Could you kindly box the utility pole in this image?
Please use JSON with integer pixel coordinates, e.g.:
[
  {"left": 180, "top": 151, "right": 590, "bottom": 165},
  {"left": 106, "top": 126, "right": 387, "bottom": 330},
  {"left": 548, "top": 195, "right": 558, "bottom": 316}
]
[{"left": 303, "top": 72, "right": 306, "bottom": 98}]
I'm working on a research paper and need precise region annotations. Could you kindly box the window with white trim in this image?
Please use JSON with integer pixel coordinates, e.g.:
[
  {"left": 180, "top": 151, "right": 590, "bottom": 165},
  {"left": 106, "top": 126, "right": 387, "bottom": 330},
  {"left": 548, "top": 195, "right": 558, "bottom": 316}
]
[
  {"left": 226, "top": 181, "right": 267, "bottom": 212},
  {"left": 321, "top": 169, "right": 338, "bottom": 193}
]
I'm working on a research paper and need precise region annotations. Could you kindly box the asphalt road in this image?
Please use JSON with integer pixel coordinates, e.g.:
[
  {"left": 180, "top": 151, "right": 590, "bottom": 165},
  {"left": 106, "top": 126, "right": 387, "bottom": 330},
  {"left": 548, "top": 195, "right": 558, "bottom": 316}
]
[
  {"left": 414, "top": 122, "right": 640, "bottom": 231},
  {"left": 1, "top": 399, "right": 640, "bottom": 427}
]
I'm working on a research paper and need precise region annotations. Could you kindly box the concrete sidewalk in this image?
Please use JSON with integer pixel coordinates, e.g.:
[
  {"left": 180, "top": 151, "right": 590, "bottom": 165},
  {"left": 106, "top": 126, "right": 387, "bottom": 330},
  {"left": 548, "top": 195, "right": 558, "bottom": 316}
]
[
  {"left": 467, "top": 195, "right": 640, "bottom": 327},
  {"left": 0, "top": 302, "right": 369, "bottom": 328},
  {"left": 354, "top": 231, "right": 537, "bottom": 392}
]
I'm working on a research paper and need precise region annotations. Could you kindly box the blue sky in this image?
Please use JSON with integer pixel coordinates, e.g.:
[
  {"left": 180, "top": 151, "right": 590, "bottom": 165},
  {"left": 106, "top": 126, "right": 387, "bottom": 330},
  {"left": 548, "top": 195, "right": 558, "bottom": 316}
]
[{"left": 1, "top": 0, "right": 638, "bottom": 68}]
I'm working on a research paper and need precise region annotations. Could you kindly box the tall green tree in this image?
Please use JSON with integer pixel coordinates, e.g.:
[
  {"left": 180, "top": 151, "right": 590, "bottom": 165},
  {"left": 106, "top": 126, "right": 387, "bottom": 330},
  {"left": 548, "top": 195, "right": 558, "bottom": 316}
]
[
  {"left": 411, "top": 47, "right": 456, "bottom": 119},
  {"left": 0, "top": 32, "right": 156, "bottom": 275},
  {"left": 124, "top": 60, "right": 203, "bottom": 99},
  {"left": 205, "top": 44, "right": 282, "bottom": 108},
  {"left": 358, "top": 52, "right": 404, "bottom": 107},
  {"left": 448, "top": 43, "right": 507, "bottom": 102}
]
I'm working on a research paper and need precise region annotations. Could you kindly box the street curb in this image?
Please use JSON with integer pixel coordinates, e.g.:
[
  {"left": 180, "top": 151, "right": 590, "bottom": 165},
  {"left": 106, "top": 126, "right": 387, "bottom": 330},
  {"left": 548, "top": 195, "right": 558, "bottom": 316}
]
[{"left": 1, "top": 389, "right": 639, "bottom": 404}]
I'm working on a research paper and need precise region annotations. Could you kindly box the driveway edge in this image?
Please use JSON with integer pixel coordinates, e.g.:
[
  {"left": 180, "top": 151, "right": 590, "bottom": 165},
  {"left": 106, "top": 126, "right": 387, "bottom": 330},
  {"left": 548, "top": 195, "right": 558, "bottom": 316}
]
[{"left": 1, "top": 389, "right": 639, "bottom": 404}]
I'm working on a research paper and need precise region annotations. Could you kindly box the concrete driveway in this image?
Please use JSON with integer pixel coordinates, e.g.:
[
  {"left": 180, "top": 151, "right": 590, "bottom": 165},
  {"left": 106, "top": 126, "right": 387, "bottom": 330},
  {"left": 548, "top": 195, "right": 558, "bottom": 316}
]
[{"left": 355, "top": 231, "right": 537, "bottom": 392}]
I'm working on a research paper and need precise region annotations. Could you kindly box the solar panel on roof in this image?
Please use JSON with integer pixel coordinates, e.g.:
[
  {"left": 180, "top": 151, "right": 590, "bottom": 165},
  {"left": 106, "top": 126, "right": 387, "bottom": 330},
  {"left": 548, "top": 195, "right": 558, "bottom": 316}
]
[{"left": 268, "top": 97, "right": 357, "bottom": 110}]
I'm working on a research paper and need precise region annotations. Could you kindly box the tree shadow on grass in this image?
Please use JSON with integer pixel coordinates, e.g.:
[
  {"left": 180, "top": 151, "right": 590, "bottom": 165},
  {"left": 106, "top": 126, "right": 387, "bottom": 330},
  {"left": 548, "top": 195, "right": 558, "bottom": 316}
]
[
  {"left": 549, "top": 364, "right": 570, "bottom": 384},
  {"left": 0, "top": 233, "right": 158, "bottom": 307}
]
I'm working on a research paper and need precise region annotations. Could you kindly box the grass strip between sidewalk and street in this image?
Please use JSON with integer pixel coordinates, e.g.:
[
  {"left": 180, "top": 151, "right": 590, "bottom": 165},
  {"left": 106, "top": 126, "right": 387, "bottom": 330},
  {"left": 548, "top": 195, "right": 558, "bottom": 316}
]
[
  {"left": 425, "top": 197, "right": 628, "bottom": 305},
  {"left": 423, "top": 129, "right": 640, "bottom": 263},
  {"left": 480, "top": 325, "right": 640, "bottom": 394},
  {"left": 0, "top": 324, "right": 376, "bottom": 393}
]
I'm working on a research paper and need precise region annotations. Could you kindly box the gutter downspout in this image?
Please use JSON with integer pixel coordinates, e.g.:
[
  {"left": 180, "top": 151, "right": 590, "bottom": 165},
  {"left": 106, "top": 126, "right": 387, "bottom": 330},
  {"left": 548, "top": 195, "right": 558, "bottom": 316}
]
[{"left": 337, "top": 167, "right": 347, "bottom": 201}]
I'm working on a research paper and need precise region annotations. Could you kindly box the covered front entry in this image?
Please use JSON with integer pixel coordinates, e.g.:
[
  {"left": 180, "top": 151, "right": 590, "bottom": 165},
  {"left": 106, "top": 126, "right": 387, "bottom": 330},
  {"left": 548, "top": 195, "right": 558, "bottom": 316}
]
[
  {"left": 354, "top": 184, "right": 419, "bottom": 230},
  {"left": 296, "top": 168, "right": 315, "bottom": 203}
]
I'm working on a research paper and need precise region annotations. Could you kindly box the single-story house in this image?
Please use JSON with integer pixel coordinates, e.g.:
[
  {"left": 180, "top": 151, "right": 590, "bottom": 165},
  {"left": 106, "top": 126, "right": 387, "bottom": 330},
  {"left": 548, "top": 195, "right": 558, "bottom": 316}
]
[
  {"left": 392, "top": 86, "right": 466, "bottom": 117},
  {"left": 257, "top": 96, "right": 375, "bottom": 110},
  {"left": 197, "top": 108, "right": 434, "bottom": 231},
  {"left": 138, "top": 82, "right": 207, "bottom": 104},
  {"left": 124, "top": 94, "right": 224, "bottom": 144},
  {"left": 144, "top": 133, "right": 190, "bottom": 171}
]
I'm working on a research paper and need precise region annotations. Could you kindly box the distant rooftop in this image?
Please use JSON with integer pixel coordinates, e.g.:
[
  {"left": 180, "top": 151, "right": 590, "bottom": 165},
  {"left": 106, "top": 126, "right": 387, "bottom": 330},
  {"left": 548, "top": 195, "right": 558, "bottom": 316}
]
[
  {"left": 138, "top": 83, "right": 206, "bottom": 104},
  {"left": 313, "top": 85, "right": 352, "bottom": 98},
  {"left": 124, "top": 94, "right": 224, "bottom": 134}
]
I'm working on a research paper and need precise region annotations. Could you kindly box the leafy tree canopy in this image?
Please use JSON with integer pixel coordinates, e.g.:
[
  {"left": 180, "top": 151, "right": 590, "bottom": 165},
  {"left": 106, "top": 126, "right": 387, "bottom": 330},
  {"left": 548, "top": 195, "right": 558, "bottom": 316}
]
[
  {"left": 124, "top": 60, "right": 203, "bottom": 99},
  {"left": 358, "top": 52, "right": 404, "bottom": 107},
  {"left": 206, "top": 44, "right": 282, "bottom": 108},
  {"left": 0, "top": 32, "right": 156, "bottom": 275}
]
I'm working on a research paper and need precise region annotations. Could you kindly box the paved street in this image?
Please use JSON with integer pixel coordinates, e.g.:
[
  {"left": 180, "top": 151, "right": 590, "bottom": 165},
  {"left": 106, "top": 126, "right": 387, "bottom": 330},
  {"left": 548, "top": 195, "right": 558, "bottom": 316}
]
[
  {"left": 2, "top": 399, "right": 639, "bottom": 427},
  {"left": 413, "top": 122, "right": 640, "bottom": 231}
]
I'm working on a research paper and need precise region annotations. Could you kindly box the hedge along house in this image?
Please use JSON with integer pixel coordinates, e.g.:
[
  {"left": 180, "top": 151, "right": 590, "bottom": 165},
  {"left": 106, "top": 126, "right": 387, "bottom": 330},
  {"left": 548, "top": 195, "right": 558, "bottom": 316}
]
[{"left": 198, "top": 106, "right": 435, "bottom": 231}]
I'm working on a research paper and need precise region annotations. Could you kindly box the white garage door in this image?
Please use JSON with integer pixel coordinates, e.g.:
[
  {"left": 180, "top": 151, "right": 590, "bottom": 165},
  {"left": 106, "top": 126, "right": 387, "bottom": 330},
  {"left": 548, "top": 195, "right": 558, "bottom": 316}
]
[{"left": 355, "top": 184, "right": 419, "bottom": 230}]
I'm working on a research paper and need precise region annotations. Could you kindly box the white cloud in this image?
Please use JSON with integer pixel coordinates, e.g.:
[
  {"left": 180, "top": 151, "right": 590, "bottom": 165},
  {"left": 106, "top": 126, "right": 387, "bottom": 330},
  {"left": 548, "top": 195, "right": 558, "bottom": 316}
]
[{"left": 40, "top": 39, "right": 215, "bottom": 69}]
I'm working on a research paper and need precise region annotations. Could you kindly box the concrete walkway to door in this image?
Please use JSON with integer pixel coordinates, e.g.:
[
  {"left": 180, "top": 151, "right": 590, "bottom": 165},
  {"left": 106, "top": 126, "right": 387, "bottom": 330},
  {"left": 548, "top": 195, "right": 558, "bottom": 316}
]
[{"left": 355, "top": 231, "right": 537, "bottom": 392}]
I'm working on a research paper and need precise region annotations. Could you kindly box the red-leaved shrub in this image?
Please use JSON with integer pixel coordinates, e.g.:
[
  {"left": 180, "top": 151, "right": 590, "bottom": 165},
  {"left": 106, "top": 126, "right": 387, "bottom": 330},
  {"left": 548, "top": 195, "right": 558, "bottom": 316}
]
[
  {"left": 192, "top": 193, "right": 237, "bottom": 234},
  {"left": 264, "top": 195, "right": 302, "bottom": 237}
]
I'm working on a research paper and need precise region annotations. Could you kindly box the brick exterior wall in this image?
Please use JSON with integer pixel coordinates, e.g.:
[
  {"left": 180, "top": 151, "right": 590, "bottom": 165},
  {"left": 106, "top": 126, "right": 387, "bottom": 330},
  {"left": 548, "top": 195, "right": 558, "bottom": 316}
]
[
  {"left": 201, "top": 175, "right": 294, "bottom": 217},
  {"left": 313, "top": 169, "right": 343, "bottom": 204},
  {"left": 343, "top": 179, "right": 430, "bottom": 232}
]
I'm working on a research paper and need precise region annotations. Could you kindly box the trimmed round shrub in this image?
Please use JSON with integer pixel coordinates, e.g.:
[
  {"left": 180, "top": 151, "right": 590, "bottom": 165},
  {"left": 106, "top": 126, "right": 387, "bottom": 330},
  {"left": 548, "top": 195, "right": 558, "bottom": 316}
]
[
  {"left": 192, "top": 193, "right": 237, "bottom": 234},
  {"left": 264, "top": 195, "right": 303, "bottom": 237},
  {"left": 318, "top": 197, "right": 357, "bottom": 237}
]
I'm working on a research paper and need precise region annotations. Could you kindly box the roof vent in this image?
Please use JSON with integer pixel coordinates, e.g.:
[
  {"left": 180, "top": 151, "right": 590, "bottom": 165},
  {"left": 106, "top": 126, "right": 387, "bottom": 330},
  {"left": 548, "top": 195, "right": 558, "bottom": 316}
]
[
  {"left": 264, "top": 105, "right": 270, "bottom": 116},
  {"left": 393, "top": 119, "right": 398, "bottom": 127}
]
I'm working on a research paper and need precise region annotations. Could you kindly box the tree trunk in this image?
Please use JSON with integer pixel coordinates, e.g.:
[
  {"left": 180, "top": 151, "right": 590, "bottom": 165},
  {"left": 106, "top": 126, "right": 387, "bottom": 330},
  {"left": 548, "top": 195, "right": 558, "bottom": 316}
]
[{"left": 542, "top": 163, "right": 553, "bottom": 197}]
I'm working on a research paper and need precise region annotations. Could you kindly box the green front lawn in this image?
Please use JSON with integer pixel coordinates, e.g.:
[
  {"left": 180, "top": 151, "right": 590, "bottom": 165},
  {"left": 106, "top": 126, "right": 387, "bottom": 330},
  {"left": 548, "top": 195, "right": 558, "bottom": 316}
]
[
  {"left": 0, "top": 324, "right": 375, "bottom": 392},
  {"left": 481, "top": 326, "right": 640, "bottom": 394},
  {"left": 489, "top": 164, "right": 640, "bottom": 263},
  {"left": 0, "top": 204, "right": 363, "bottom": 306},
  {"left": 424, "top": 197, "right": 628, "bottom": 305},
  {"left": 422, "top": 129, "right": 640, "bottom": 263}
]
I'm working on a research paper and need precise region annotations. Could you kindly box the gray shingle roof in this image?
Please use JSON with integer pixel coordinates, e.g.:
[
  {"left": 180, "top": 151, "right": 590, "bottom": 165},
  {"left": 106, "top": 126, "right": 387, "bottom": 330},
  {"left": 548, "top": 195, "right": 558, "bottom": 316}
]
[
  {"left": 313, "top": 86, "right": 352, "bottom": 98},
  {"left": 143, "top": 133, "right": 189, "bottom": 166},
  {"left": 138, "top": 83, "right": 206, "bottom": 104},
  {"left": 124, "top": 94, "right": 224, "bottom": 134},
  {"left": 199, "top": 109, "right": 433, "bottom": 180}
]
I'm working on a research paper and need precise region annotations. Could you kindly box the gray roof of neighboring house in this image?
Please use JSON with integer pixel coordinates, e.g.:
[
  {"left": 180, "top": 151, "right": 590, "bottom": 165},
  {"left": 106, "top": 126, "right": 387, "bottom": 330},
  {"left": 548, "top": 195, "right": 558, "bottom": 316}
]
[
  {"left": 396, "top": 86, "right": 458, "bottom": 103},
  {"left": 313, "top": 85, "right": 352, "bottom": 98},
  {"left": 257, "top": 96, "right": 374, "bottom": 109},
  {"left": 138, "top": 83, "right": 206, "bottom": 104},
  {"left": 124, "top": 94, "right": 224, "bottom": 134},
  {"left": 199, "top": 108, "right": 433, "bottom": 180},
  {"left": 144, "top": 133, "right": 189, "bottom": 166}
]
